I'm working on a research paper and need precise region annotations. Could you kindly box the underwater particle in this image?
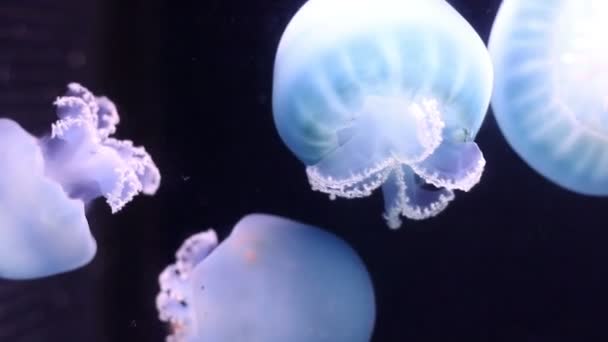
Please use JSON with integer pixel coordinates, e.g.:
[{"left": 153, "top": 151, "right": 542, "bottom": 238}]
[
  {"left": 0, "top": 83, "right": 161, "bottom": 280},
  {"left": 489, "top": 0, "right": 608, "bottom": 195},
  {"left": 271, "top": 0, "right": 493, "bottom": 228},
  {"left": 156, "top": 214, "right": 375, "bottom": 342}
]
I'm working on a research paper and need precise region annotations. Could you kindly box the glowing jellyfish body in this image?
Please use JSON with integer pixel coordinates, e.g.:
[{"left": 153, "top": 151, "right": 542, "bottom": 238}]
[
  {"left": 0, "top": 83, "right": 160, "bottom": 279},
  {"left": 490, "top": 1, "right": 608, "bottom": 195},
  {"left": 272, "top": 0, "right": 493, "bottom": 228},
  {"left": 156, "top": 214, "right": 375, "bottom": 342}
]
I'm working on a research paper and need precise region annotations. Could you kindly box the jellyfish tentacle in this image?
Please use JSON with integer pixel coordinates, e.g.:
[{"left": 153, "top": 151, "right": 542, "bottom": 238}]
[
  {"left": 382, "top": 165, "right": 455, "bottom": 229},
  {"left": 157, "top": 230, "right": 218, "bottom": 342},
  {"left": 103, "top": 138, "right": 161, "bottom": 195},
  {"left": 95, "top": 96, "right": 120, "bottom": 138},
  {"left": 156, "top": 265, "right": 194, "bottom": 342},
  {"left": 306, "top": 96, "right": 445, "bottom": 199},
  {"left": 43, "top": 83, "right": 160, "bottom": 213},
  {"left": 410, "top": 140, "right": 486, "bottom": 192},
  {"left": 175, "top": 230, "right": 218, "bottom": 274}
]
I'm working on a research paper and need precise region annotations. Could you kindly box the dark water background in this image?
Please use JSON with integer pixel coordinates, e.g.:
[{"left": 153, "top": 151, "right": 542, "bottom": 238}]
[{"left": 1, "top": 0, "right": 608, "bottom": 341}]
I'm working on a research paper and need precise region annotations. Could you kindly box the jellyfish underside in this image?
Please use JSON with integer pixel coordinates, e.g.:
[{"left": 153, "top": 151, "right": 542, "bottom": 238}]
[
  {"left": 303, "top": 94, "right": 485, "bottom": 229},
  {"left": 0, "top": 83, "right": 160, "bottom": 279},
  {"left": 489, "top": 0, "right": 608, "bottom": 195},
  {"left": 156, "top": 214, "right": 376, "bottom": 342},
  {"left": 273, "top": 0, "right": 493, "bottom": 228}
]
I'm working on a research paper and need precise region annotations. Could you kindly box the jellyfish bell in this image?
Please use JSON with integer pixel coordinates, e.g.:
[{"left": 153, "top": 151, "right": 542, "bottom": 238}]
[
  {"left": 0, "top": 83, "right": 161, "bottom": 279},
  {"left": 489, "top": 0, "right": 608, "bottom": 195},
  {"left": 0, "top": 119, "right": 96, "bottom": 280},
  {"left": 156, "top": 214, "right": 376, "bottom": 342},
  {"left": 272, "top": 0, "right": 493, "bottom": 228}
]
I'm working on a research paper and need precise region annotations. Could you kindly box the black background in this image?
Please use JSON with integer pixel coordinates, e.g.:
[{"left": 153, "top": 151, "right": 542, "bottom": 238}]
[{"left": 2, "top": 0, "right": 608, "bottom": 341}]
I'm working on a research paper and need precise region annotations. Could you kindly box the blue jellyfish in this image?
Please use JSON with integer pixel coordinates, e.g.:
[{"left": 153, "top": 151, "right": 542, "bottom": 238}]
[
  {"left": 272, "top": 0, "right": 493, "bottom": 228},
  {"left": 0, "top": 83, "right": 160, "bottom": 279},
  {"left": 156, "top": 214, "right": 375, "bottom": 342},
  {"left": 490, "top": 1, "right": 608, "bottom": 195}
]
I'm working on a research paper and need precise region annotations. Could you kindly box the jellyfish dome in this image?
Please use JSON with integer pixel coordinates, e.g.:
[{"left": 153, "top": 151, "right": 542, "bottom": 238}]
[
  {"left": 0, "top": 83, "right": 161, "bottom": 279},
  {"left": 490, "top": 1, "right": 608, "bottom": 195},
  {"left": 272, "top": 0, "right": 493, "bottom": 228},
  {"left": 156, "top": 214, "right": 376, "bottom": 342}
]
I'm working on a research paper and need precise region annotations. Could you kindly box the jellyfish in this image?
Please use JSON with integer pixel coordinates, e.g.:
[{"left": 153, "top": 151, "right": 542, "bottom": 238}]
[
  {"left": 272, "top": 0, "right": 493, "bottom": 228},
  {"left": 156, "top": 214, "right": 376, "bottom": 342},
  {"left": 0, "top": 83, "right": 160, "bottom": 279},
  {"left": 489, "top": 1, "right": 608, "bottom": 195}
]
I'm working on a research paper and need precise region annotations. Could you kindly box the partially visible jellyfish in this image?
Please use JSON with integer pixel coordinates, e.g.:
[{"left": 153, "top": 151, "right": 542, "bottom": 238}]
[
  {"left": 156, "top": 214, "right": 375, "bottom": 342},
  {"left": 490, "top": 1, "right": 608, "bottom": 195},
  {"left": 0, "top": 83, "right": 160, "bottom": 279},
  {"left": 272, "top": 0, "right": 493, "bottom": 228}
]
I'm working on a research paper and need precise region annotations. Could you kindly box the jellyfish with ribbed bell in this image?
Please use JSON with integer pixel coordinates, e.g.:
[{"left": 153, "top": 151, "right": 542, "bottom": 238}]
[
  {"left": 0, "top": 83, "right": 160, "bottom": 279},
  {"left": 156, "top": 214, "right": 376, "bottom": 342},
  {"left": 489, "top": 0, "right": 608, "bottom": 195},
  {"left": 272, "top": 0, "right": 493, "bottom": 229}
]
